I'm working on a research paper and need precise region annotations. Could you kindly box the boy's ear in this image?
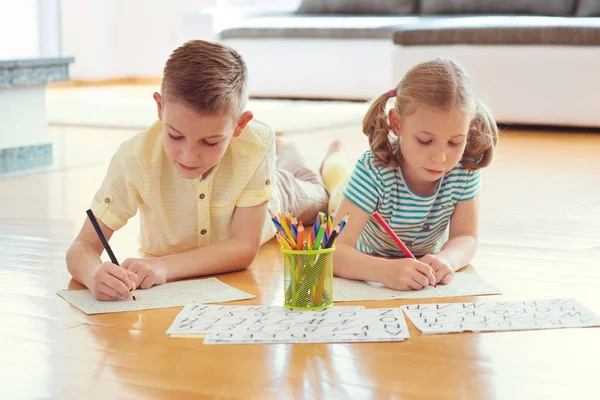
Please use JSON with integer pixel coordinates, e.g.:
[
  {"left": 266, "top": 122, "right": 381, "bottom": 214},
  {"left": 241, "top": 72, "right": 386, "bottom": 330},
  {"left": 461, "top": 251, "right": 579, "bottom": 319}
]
[
  {"left": 233, "top": 111, "right": 254, "bottom": 137},
  {"left": 153, "top": 92, "right": 163, "bottom": 121},
  {"left": 388, "top": 108, "right": 402, "bottom": 137}
]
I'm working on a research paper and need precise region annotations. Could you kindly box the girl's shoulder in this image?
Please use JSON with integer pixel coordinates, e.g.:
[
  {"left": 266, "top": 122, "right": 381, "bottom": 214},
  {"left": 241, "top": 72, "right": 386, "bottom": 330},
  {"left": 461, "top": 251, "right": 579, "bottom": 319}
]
[
  {"left": 356, "top": 150, "right": 398, "bottom": 175},
  {"left": 447, "top": 161, "right": 480, "bottom": 176},
  {"left": 443, "top": 162, "right": 481, "bottom": 188}
]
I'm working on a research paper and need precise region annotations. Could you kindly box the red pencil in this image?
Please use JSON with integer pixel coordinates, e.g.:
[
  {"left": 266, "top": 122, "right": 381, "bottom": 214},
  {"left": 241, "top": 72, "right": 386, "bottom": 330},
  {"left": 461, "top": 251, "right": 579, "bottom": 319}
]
[{"left": 372, "top": 211, "right": 436, "bottom": 288}]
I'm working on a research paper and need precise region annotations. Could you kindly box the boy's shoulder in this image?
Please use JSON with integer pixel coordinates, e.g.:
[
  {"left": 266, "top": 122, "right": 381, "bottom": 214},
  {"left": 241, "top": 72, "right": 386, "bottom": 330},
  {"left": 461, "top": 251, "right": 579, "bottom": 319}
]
[
  {"left": 229, "top": 119, "right": 275, "bottom": 159},
  {"left": 113, "top": 120, "right": 163, "bottom": 168}
]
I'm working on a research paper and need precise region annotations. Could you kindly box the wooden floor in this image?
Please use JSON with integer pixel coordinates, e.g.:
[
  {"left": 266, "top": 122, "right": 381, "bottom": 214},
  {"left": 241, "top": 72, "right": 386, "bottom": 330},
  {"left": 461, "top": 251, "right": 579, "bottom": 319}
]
[{"left": 1, "top": 122, "right": 600, "bottom": 399}]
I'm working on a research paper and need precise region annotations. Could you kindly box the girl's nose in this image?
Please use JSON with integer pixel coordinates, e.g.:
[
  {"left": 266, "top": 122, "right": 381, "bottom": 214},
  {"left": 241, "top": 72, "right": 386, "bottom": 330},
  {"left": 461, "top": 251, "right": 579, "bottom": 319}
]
[{"left": 432, "top": 151, "right": 447, "bottom": 164}]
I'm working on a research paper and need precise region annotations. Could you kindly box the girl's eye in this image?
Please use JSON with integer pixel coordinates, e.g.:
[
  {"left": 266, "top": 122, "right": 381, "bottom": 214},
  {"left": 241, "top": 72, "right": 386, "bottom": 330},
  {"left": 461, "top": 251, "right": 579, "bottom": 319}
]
[
  {"left": 168, "top": 133, "right": 184, "bottom": 141},
  {"left": 449, "top": 141, "right": 464, "bottom": 148},
  {"left": 417, "top": 138, "right": 432, "bottom": 145}
]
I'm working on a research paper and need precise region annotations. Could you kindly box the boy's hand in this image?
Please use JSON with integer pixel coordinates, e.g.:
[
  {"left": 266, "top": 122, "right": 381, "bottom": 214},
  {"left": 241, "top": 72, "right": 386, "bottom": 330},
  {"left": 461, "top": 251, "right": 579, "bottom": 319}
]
[
  {"left": 88, "top": 262, "right": 138, "bottom": 301},
  {"left": 382, "top": 259, "right": 436, "bottom": 291},
  {"left": 121, "top": 258, "right": 167, "bottom": 289},
  {"left": 419, "top": 254, "right": 455, "bottom": 284}
]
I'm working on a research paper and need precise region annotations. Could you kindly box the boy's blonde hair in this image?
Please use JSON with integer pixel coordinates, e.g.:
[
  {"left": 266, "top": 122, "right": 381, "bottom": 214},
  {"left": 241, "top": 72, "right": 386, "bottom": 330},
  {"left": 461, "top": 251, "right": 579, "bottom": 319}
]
[
  {"left": 161, "top": 40, "right": 248, "bottom": 118},
  {"left": 363, "top": 57, "right": 498, "bottom": 170}
]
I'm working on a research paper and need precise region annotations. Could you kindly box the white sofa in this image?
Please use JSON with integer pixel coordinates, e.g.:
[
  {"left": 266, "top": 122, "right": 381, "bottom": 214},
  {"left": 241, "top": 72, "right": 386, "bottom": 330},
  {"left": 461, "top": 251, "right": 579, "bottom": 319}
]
[{"left": 204, "top": 0, "right": 600, "bottom": 128}]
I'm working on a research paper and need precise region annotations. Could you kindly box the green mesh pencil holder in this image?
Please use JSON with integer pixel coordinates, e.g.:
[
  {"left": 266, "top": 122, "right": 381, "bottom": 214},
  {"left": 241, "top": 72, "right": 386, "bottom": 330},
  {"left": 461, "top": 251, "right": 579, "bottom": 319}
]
[{"left": 282, "top": 247, "right": 335, "bottom": 311}]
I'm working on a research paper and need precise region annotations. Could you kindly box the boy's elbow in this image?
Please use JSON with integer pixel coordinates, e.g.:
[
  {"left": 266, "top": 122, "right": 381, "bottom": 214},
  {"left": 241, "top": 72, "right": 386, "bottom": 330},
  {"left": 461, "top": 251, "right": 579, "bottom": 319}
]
[{"left": 232, "top": 241, "right": 261, "bottom": 271}]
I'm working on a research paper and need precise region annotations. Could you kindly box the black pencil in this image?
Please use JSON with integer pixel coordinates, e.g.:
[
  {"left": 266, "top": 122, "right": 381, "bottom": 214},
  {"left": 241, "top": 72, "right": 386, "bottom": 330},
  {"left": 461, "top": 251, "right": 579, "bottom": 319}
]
[
  {"left": 86, "top": 209, "right": 136, "bottom": 300},
  {"left": 324, "top": 226, "right": 340, "bottom": 249}
]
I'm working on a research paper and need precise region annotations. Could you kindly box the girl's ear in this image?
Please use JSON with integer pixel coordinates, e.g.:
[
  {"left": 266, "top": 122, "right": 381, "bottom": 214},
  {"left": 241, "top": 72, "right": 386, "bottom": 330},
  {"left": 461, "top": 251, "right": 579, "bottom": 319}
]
[{"left": 388, "top": 108, "right": 402, "bottom": 137}]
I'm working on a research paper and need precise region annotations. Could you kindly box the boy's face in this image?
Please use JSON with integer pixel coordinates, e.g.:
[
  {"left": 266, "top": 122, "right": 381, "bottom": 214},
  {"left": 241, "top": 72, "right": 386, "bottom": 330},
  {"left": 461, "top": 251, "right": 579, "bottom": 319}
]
[{"left": 154, "top": 93, "right": 253, "bottom": 180}]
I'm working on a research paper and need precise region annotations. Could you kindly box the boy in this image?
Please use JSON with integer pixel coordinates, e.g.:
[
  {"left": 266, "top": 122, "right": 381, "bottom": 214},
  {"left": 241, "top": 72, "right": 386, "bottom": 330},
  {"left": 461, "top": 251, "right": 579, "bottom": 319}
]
[{"left": 66, "top": 40, "right": 349, "bottom": 301}]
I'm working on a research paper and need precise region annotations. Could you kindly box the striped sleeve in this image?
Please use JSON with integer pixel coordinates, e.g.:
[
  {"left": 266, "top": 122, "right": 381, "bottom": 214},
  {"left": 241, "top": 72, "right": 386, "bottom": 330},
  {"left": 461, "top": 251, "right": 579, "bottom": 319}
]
[
  {"left": 458, "top": 169, "right": 481, "bottom": 202},
  {"left": 342, "top": 151, "right": 383, "bottom": 214}
]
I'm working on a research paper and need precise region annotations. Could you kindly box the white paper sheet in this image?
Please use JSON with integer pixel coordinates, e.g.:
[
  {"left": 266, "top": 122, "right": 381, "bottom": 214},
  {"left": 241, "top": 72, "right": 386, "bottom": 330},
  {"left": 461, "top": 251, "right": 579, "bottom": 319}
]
[
  {"left": 401, "top": 298, "right": 600, "bottom": 335},
  {"left": 167, "top": 305, "right": 365, "bottom": 335},
  {"left": 57, "top": 278, "right": 255, "bottom": 314},
  {"left": 204, "top": 308, "right": 410, "bottom": 344},
  {"left": 333, "top": 269, "right": 501, "bottom": 301},
  {"left": 167, "top": 305, "right": 410, "bottom": 344}
]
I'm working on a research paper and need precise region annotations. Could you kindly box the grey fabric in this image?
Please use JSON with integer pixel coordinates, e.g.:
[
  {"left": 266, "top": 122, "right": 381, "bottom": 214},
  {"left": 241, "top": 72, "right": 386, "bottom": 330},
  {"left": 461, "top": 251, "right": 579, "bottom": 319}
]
[
  {"left": 392, "top": 16, "right": 600, "bottom": 46},
  {"left": 575, "top": 0, "right": 600, "bottom": 16},
  {"left": 219, "top": 15, "right": 432, "bottom": 40},
  {"left": 296, "top": 0, "right": 417, "bottom": 15},
  {"left": 275, "top": 142, "right": 328, "bottom": 226},
  {"left": 420, "top": 0, "right": 578, "bottom": 16}
]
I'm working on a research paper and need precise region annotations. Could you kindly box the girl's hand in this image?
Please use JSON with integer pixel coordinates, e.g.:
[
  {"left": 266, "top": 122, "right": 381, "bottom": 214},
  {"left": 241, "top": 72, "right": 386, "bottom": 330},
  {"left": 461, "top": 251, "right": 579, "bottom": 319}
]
[
  {"left": 382, "top": 258, "right": 436, "bottom": 291},
  {"left": 419, "top": 254, "right": 455, "bottom": 285},
  {"left": 122, "top": 258, "right": 167, "bottom": 289},
  {"left": 88, "top": 262, "right": 138, "bottom": 301}
]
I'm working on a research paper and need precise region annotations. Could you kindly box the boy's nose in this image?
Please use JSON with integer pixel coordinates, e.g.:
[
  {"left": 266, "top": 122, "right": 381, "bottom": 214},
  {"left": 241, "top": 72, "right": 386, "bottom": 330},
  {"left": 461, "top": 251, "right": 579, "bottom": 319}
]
[{"left": 182, "top": 152, "right": 201, "bottom": 164}]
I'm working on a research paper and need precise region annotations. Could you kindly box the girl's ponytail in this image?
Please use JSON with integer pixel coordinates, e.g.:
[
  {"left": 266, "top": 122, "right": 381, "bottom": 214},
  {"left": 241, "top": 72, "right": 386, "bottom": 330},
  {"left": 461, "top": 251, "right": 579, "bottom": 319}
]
[
  {"left": 362, "top": 91, "right": 399, "bottom": 168},
  {"left": 462, "top": 100, "right": 499, "bottom": 170}
]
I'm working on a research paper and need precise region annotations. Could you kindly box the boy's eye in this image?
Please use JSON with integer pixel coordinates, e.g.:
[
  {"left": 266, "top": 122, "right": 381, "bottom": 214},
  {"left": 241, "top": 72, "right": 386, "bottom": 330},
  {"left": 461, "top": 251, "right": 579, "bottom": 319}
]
[
  {"left": 168, "top": 132, "right": 184, "bottom": 141},
  {"left": 204, "top": 141, "right": 220, "bottom": 147},
  {"left": 449, "top": 141, "right": 464, "bottom": 147},
  {"left": 417, "top": 138, "right": 432, "bottom": 145}
]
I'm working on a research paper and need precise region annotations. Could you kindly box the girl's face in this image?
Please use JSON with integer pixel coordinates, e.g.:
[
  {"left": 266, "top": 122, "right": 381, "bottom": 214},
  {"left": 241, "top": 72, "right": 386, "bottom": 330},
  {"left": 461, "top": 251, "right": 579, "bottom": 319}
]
[{"left": 389, "top": 105, "right": 470, "bottom": 189}]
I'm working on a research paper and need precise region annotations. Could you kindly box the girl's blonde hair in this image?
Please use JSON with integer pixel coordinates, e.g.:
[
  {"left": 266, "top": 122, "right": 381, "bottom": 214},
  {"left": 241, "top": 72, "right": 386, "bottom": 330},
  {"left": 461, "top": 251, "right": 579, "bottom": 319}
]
[{"left": 362, "top": 57, "right": 498, "bottom": 170}]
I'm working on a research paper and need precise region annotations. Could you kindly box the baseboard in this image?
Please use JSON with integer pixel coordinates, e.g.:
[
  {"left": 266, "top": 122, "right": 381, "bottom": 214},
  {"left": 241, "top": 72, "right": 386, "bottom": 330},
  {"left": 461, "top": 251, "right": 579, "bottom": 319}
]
[{"left": 48, "top": 77, "right": 162, "bottom": 88}]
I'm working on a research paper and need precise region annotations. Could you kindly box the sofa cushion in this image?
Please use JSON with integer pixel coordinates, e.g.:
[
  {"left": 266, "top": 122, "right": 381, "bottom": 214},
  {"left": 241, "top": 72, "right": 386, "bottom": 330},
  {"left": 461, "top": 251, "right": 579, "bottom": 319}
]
[
  {"left": 392, "top": 16, "right": 600, "bottom": 46},
  {"left": 420, "top": 0, "right": 577, "bottom": 16},
  {"left": 219, "top": 15, "right": 436, "bottom": 40},
  {"left": 575, "top": 0, "right": 600, "bottom": 16},
  {"left": 296, "top": 0, "right": 418, "bottom": 15}
]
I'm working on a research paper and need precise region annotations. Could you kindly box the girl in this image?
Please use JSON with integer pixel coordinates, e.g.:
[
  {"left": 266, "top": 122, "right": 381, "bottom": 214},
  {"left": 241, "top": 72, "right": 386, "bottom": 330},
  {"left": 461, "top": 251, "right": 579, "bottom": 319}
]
[{"left": 330, "top": 57, "right": 498, "bottom": 291}]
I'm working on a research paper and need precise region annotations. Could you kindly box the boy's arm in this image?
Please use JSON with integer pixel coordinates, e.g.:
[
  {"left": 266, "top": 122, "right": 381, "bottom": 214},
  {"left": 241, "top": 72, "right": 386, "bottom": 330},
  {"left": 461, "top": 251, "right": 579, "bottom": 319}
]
[
  {"left": 436, "top": 194, "right": 480, "bottom": 271},
  {"left": 66, "top": 218, "right": 113, "bottom": 287},
  {"left": 66, "top": 217, "right": 135, "bottom": 300},
  {"left": 158, "top": 201, "right": 269, "bottom": 281},
  {"left": 65, "top": 142, "right": 142, "bottom": 299}
]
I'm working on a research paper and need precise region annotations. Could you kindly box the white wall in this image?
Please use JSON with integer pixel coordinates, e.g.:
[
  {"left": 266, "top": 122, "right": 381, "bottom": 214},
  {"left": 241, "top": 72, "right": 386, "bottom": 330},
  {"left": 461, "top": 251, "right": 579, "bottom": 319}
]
[
  {"left": 38, "top": 0, "right": 62, "bottom": 57},
  {"left": 60, "top": 0, "right": 217, "bottom": 80},
  {"left": 0, "top": 0, "right": 40, "bottom": 60},
  {"left": 60, "top": 0, "right": 300, "bottom": 81}
]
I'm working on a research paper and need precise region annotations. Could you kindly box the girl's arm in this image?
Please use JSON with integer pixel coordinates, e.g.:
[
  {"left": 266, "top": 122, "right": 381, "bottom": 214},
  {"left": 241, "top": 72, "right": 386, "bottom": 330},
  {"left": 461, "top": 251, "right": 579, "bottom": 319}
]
[
  {"left": 332, "top": 198, "right": 435, "bottom": 290},
  {"left": 436, "top": 194, "right": 480, "bottom": 271}
]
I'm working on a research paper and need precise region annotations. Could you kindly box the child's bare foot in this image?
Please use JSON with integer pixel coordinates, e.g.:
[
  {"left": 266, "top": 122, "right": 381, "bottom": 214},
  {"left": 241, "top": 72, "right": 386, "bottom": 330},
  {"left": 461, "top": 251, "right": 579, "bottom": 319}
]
[
  {"left": 275, "top": 132, "right": 285, "bottom": 154},
  {"left": 320, "top": 139, "right": 344, "bottom": 175}
]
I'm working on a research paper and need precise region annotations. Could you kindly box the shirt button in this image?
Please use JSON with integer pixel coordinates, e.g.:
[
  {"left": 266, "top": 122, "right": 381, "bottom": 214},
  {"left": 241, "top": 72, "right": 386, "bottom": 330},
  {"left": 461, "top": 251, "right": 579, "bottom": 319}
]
[
  {"left": 199, "top": 193, "right": 205, "bottom": 200},
  {"left": 201, "top": 229, "right": 207, "bottom": 235},
  {"left": 265, "top": 179, "right": 271, "bottom": 185},
  {"left": 104, "top": 197, "right": 111, "bottom": 203}
]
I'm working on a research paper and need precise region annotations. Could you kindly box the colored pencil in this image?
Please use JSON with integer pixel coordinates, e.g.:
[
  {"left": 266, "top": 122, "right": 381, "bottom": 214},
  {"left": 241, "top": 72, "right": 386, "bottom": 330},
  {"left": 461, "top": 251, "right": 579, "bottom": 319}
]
[{"left": 372, "top": 211, "right": 436, "bottom": 288}]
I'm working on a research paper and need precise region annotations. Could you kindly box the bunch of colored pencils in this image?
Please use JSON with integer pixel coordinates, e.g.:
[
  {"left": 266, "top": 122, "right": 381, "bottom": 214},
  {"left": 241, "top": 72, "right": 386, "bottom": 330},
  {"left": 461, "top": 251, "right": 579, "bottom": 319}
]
[{"left": 269, "top": 210, "right": 348, "bottom": 251}]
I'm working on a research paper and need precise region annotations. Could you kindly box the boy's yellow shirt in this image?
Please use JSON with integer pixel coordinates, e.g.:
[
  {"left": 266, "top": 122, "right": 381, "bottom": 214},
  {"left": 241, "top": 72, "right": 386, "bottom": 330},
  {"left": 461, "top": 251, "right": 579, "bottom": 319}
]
[{"left": 90, "top": 119, "right": 280, "bottom": 257}]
